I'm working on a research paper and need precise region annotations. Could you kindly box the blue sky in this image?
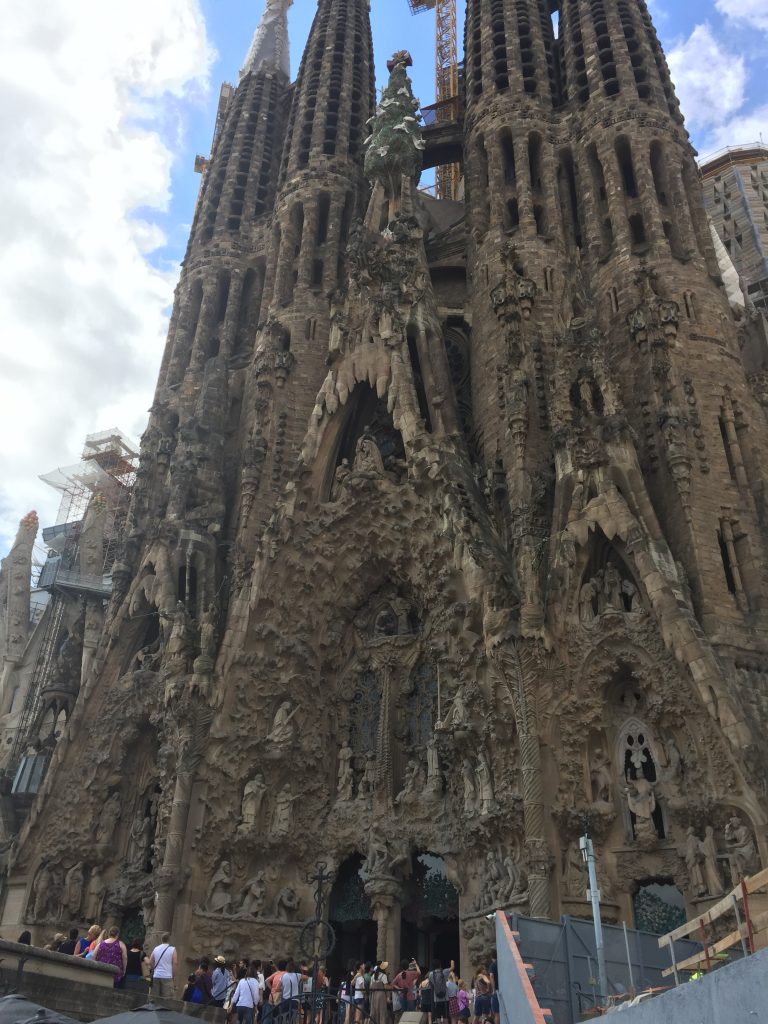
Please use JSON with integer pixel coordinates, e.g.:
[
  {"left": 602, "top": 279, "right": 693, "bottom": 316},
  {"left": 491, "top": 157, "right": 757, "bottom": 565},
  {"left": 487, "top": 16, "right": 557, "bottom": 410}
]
[
  {"left": 150, "top": 0, "right": 768, "bottom": 280},
  {"left": 0, "top": 0, "right": 766, "bottom": 559}
]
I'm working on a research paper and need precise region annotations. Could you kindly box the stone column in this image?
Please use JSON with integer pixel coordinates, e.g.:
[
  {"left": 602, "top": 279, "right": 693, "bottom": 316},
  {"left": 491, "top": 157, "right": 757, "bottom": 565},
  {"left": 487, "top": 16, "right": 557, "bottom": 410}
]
[
  {"left": 221, "top": 269, "right": 246, "bottom": 359},
  {"left": 366, "top": 880, "right": 402, "bottom": 965}
]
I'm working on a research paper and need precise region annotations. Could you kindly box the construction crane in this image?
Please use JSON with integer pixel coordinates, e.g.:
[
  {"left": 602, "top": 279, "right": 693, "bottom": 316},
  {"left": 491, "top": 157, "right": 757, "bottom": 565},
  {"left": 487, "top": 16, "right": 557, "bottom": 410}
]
[{"left": 407, "top": 0, "right": 460, "bottom": 200}]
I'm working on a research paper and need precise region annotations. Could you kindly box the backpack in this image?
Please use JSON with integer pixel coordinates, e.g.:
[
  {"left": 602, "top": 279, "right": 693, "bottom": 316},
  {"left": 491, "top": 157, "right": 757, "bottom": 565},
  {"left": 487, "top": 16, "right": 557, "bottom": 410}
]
[{"left": 431, "top": 971, "right": 447, "bottom": 1000}]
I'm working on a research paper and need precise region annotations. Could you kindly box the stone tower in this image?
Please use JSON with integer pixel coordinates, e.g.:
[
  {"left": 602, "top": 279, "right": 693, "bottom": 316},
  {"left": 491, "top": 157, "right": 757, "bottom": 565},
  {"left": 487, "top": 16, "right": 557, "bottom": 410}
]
[{"left": 3, "top": 0, "right": 768, "bottom": 970}]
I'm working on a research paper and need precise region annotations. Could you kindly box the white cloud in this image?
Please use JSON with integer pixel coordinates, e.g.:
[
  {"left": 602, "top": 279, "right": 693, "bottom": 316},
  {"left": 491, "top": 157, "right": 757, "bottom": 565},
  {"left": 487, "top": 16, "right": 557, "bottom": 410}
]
[
  {"left": 668, "top": 24, "right": 746, "bottom": 132},
  {"left": 0, "top": 0, "right": 214, "bottom": 556},
  {"left": 715, "top": 0, "right": 768, "bottom": 32}
]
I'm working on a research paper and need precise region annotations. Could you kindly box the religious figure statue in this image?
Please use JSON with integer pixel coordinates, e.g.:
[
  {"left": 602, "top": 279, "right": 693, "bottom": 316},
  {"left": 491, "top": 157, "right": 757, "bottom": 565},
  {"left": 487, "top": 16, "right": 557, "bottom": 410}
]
[
  {"left": 725, "top": 816, "right": 758, "bottom": 882},
  {"left": 463, "top": 759, "right": 479, "bottom": 816},
  {"left": 625, "top": 777, "right": 656, "bottom": 819},
  {"left": 476, "top": 749, "right": 497, "bottom": 816},
  {"left": 503, "top": 852, "right": 528, "bottom": 900},
  {"left": 702, "top": 826, "right": 724, "bottom": 896},
  {"left": 563, "top": 842, "right": 587, "bottom": 899},
  {"left": 396, "top": 760, "right": 421, "bottom": 805},
  {"left": 590, "top": 749, "right": 613, "bottom": 805},
  {"left": 32, "top": 863, "right": 53, "bottom": 921},
  {"left": 206, "top": 860, "right": 234, "bottom": 915},
  {"left": 486, "top": 850, "right": 505, "bottom": 903},
  {"left": 663, "top": 737, "right": 682, "bottom": 784},
  {"left": 128, "top": 814, "right": 153, "bottom": 867},
  {"left": 426, "top": 738, "right": 441, "bottom": 793},
  {"left": 198, "top": 604, "right": 217, "bottom": 660},
  {"left": 96, "top": 792, "right": 122, "bottom": 845},
  {"left": 603, "top": 564, "right": 623, "bottom": 611},
  {"left": 353, "top": 434, "right": 385, "bottom": 476},
  {"left": 85, "top": 867, "right": 106, "bottom": 922},
  {"left": 62, "top": 862, "right": 84, "bottom": 919},
  {"left": 684, "top": 827, "right": 707, "bottom": 897},
  {"left": 622, "top": 579, "right": 641, "bottom": 613},
  {"left": 275, "top": 886, "right": 300, "bottom": 922},
  {"left": 272, "top": 785, "right": 298, "bottom": 839},
  {"left": 579, "top": 578, "right": 598, "bottom": 623},
  {"left": 267, "top": 701, "right": 299, "bottom": 748},
  {"left": 358, "top": 754, "right": 377, "bottom": 800},
  {"left": 366, "top": 826, "right": 392, "bottom": 878},
  {"left": 440, "top": 686, "right": 469, "bottom": 732},
  {"left": 165, "top": 601, "right": 194, "bottom": 660},
  {"left": 337, "top": 742, "right": 355, "bottom": 802},
  {"left": 241, "top": 872, "right": 267, "bottom": 917},
  {"left": 240, "top": 774, "right": 267, "bottom": 832}
]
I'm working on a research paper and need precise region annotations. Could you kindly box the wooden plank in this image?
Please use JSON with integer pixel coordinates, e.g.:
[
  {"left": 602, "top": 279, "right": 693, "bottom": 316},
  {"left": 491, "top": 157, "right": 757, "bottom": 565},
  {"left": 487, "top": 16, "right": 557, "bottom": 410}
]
[
  {"left": 661, "top": 909, "right": 768, "bottom": 977},
  {"left": 659, "top": 868, "right": 768, "bottom": 947},
  {"left": 745, "top": 867, "right": 768, "bottom": 895}
]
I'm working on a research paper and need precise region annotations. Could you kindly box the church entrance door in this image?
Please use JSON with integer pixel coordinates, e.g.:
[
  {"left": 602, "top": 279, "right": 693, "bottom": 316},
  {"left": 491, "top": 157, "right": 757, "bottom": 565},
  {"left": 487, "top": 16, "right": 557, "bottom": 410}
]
[{"left": 400, "top": 853, "right": 460, "bottom": 974}]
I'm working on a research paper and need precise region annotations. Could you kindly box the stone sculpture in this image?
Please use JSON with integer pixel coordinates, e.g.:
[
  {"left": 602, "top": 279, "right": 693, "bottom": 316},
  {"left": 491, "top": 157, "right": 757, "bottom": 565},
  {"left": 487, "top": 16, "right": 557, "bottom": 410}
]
[
  {"left": 590, "top": 749, "right": 613, "bottom": 805},
  {"left": 337, "top": 742, "right": 355, "bottom": 802},
  {"left": 426, "top": 737, "right": 441, "bottom": 793},
  {"left": 206, "top": 860, "right": 234, "bottom": 914},
  {"left": 85, "top": 867, "right": 106, "bottom": 922},
  {"left": 702, "top": 826, "right": 724, "bottom": 895},
  {"left": 240, "top": 774, "right": 267, "bottom": 831},
  {"left": 476, "top": 749, "right": 497, "bottom": 815},
  {"left": 725, "top": 816, "right": 758, "bottom": 882},
  {"left": 275, "top": 886, "right": 300, "bottom": 921},
  {"left": 32, "top": 863, "right": 53, "bottom": 921},
  {"left": 463, "top": 758, "right": 478, "bottom": 816},
  {"left": 563, "top": 842, "right": 587, "bottom": 898},
  {"left": 64, "top": 862, "right": 84, "bottom": 918},
  {"left": 684, "top": 827, "right": 706, "bottom": 896},
  {"left": 271, "top": 785, "right": 298, "bottom": 838},
  {"left": 96, "top": 793, "right": 122, "bottom": 845},
  {"left": 267, "top": 701, "right": 299, "bottom": 748},
  {"left": 241, "top": 872, "right": 267, "bottom": 916}
]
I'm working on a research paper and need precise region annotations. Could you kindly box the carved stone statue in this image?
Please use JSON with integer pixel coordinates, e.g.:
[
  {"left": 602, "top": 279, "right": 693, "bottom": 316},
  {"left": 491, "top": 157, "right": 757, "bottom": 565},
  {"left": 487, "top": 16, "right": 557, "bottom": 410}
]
[
  {"left": 579, "top": 579, "right": 598, "bottom": 623},
  {"left": 275, "top": 886, "right": 300, "bottom": 921},
  {"left": 684, "top": 827, "right": 707, "bottom": 897},
  {"left": 426, "top": 737, "right": 441, "bottom": 793},
  {"left": 240, "top": 774, "right": 267, "bottom": 831},
  {"left": 358, "top": 754, "right": 377, "bottom": 800},
  {"left": 96, "top": 792, "right": 122, "bottom": 845},
  {"left": 463, "top": 758, "right": 479, "bottom": 816},
  {"left": 272, "top": 785, "right": 298, "bottom": 839},
  {"left": 702, "top": 826, "right": 724, "bottom": 896},
  {"left": 503, "top": 852, "right": 528, "bottom": 900},
  {"left": 241, "top": 872, "right": 267, "bottom": 916},
  {"left": 366, "top": 826, "right": 392, "bottom": 878},
  {"left": 476, "top": 749, "right": 497, "bottom": 815},
  {"left": 563, "top": 842, "right": 587, "bottom": 898},
  {"left": 337, "top": 742, "right": 355, "bottom": 802},
  {"left": 353, "top": 435, "right": 385, "bottom": 476},
  {"left": 32, "top": 863, "right": 53, "bottom": 921},
  {"left": 64, "top": 862, "right": 84, "bottom": 918},
  {"left": 128, "top": 814, "right": 153, "bottom": 867},
  {"left": 625, "top": 777, "right": 656, "bottom": 820},
  {"left": 85, "top": 867, "right": 106, "bottom": 921},
  {"left": 603, "top": 564, "right": 623, "bottom": 611},
  {"left": 267, "top": 701, "right": 299, "bottom": 748},
  {"left": 206, "top": 860, "right": 233, "bottom": 914},
  {"left": 663, "top": 737, "right": 682, "bottom": 783},
  {"left": 725, "top": 816, "right": 758, "bottom": 882},
  {"left": 441, "top": 686, "right": 469, "bottom": 732},
  {"left": 198, "top": 604, "right": 218, "bottom": 660},
  {"left": 590, "top": 749, "right": 613, "bottom": 805},
  {"left": 396, "top": 760, "right": 421, "bottom": 804}
]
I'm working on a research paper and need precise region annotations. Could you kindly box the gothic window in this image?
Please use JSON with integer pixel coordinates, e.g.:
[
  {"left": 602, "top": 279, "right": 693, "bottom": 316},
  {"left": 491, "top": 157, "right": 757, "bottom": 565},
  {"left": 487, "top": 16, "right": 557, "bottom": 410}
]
[
  {"left": 350, "top": 670, "right": 380, "bottom": 756},
  {"left": 407, "top": 663, "right": 437, "bottom": 750}
]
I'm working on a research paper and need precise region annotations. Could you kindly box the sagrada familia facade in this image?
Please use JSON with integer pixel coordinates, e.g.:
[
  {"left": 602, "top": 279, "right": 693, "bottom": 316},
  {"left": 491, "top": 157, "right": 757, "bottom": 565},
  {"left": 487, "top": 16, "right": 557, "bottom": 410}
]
[{"left": 2, "top": 0, "right": 768, "bottom": 972}]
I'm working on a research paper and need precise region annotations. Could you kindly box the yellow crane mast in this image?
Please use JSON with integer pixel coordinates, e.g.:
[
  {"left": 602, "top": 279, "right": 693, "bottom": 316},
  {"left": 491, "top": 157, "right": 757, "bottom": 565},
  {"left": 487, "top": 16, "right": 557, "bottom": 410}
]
[{"left": 407, "top": 0, "right": 460, "bottom": 200}]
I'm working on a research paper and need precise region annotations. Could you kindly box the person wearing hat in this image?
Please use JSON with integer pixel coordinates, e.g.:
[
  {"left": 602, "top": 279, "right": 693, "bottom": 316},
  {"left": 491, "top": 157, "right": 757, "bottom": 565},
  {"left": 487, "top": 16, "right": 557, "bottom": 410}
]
[
  {"left": 370, "top": 962, "right": 391, "bottom": 1024},
  {"left": 212, "top": 955, "right": 234, "bottom": 1008}
]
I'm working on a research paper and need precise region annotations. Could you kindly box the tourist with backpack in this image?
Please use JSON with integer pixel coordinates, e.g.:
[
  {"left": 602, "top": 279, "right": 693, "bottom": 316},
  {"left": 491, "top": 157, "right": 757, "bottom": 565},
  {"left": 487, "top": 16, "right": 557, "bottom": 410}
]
[{"left": 428, "top": 959, "right": 453, "bottom": 1023}]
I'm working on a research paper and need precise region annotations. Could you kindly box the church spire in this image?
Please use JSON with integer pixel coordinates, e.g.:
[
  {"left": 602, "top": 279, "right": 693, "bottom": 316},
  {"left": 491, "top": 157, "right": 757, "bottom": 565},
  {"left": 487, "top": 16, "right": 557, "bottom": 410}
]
[{"left": 240, "top": 0, "right": 293, "bottom": 81}]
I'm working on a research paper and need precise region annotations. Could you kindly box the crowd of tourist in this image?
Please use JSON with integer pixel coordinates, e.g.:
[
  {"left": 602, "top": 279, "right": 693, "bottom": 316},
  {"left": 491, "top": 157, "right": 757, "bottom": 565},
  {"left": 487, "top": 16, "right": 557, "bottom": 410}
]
[{"left": 25, "top": 925, "right": 501, "bottom": 1024}]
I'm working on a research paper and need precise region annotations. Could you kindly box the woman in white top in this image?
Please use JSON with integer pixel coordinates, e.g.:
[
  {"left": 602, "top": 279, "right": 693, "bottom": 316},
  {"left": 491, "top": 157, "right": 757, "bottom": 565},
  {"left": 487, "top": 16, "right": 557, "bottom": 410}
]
[{"left": 232, "top": 966, "right": 261, "bottom": 1024}]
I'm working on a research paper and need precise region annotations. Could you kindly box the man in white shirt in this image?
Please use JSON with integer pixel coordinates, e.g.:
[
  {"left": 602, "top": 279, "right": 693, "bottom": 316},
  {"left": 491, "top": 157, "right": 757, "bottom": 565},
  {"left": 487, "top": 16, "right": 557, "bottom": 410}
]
[
  {"left": 212, "top": 955, "right": 234, "bottom": 1007},
  {"left": 150, "top": 932, "right": 178, "bottom": 999}
]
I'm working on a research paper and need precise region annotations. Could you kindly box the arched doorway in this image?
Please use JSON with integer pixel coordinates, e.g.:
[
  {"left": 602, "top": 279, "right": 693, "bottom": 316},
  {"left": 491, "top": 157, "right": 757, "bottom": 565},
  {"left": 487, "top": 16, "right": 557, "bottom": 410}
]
[
  {"left": 329, "top": 855, "right": 377, "bottom": 981},
  {"left": 401, "top": 853, "right": 460, "bottom": 973}
]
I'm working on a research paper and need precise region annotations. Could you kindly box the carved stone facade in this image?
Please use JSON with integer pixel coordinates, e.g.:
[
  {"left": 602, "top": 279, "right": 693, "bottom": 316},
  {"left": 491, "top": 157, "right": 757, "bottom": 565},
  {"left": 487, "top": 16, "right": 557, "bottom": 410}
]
[{"left": 3, "top": 0, "right": 768, "bottom": 975}]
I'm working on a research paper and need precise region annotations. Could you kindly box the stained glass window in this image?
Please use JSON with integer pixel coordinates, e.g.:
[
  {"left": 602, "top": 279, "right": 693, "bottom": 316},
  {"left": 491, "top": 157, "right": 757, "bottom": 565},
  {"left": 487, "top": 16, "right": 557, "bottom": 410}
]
[
  {"left": 407, "top": 663, "right": 437, "bottom": 750},
  {"left": 350, "top": 670, "right": 380, "bottom": 755}
]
